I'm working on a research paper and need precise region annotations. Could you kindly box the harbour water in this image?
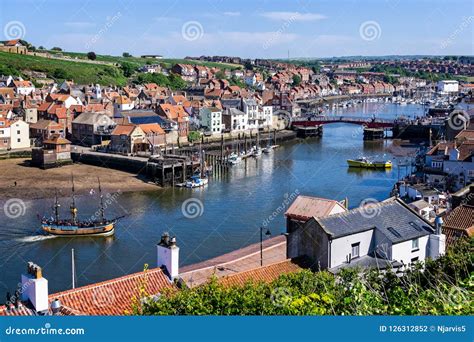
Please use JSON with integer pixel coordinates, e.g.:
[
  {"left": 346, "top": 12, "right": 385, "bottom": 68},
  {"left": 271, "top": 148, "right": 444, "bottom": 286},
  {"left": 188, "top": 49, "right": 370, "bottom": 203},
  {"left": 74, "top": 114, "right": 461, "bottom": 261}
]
[{"left": 0, "top": 103, "right": 425, "bottom": 300}]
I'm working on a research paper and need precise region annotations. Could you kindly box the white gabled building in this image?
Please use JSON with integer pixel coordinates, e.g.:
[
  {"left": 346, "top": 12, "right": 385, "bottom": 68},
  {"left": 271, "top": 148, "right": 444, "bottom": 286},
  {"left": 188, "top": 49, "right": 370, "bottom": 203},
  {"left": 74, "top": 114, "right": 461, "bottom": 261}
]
[
  {"left": 287, "top": 197, "right": 445, "bottom": 272},
  {"left": 200, "top": 107, "right": 223, "bottom": 135},
  {"left": 0, "top": 119, "right": 30, "bottom": 150},
  {"left": 242, "top": 98, "right": 259, "bottom": 131},
  {"left": 222, "top": 108, "right": 248, "bottom": 132}
]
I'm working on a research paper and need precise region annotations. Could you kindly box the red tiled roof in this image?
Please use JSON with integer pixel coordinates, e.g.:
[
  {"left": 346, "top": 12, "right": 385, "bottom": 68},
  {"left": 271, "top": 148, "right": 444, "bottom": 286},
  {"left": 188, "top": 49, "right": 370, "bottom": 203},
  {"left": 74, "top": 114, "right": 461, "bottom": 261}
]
[
  {"left": 219, "top": 259, "right": 305, "bottom": 287},
  {"left": 285, "top": 195, "right": 346, "bottom": 221},
  {"left": 111, "top": 124, "right": 136, "bottom": 136},
  {"left": 139, "top": 123, "right": 165, "bottom": 135},
  {"left": 0, "top": 267, "right": 174, "bottom": 316},
  {"left": 443, "top": 204, "right": 474, "bottom": 246}
]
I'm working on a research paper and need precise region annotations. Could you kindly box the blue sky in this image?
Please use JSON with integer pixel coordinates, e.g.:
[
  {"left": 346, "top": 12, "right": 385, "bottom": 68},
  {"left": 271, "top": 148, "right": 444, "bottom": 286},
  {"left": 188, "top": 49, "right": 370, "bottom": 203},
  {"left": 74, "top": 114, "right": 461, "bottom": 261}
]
[{"left": 1, "top": 0, "right": 472, "bottom": 58}]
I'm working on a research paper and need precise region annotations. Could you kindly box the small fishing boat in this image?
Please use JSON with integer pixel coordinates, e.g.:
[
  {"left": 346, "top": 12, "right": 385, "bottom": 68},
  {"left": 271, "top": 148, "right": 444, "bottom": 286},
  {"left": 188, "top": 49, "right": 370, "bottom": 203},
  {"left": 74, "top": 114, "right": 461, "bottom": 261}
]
[
  {"left": 263, "top": 147, "right": 273, "bottom": 154},
  {"left": 41, "top": 177, "right": 123, "bottom": 237},
  {"left": 252, "top": 148, "right": 262, "bottom": 157},
  {"left": 228, "top": 153, "right": 242, "bottom": 165},
  {"left": 347, "top": 157, "right": 392, "bottom": 169},
  {"left": 185, "top": 175, "right": 209, "bottom": 188}
]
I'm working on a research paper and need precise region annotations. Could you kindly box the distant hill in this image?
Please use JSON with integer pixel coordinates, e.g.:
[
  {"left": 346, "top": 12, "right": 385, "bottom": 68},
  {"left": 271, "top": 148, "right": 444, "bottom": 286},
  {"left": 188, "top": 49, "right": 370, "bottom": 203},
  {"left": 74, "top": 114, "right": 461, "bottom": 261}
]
[{"left": 0, "top": 50, "right": 240, "bottom": 86}]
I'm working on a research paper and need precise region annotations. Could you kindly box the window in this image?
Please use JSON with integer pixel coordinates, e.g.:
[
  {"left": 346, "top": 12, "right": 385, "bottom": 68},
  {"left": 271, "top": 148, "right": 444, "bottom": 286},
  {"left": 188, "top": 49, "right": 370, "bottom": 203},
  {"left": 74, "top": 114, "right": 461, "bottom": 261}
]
[
  {"left": 351, "top": 242, "right": 360, "bottom": 259},
  {"left": 17, "top": 130, "right": 20, "bottom": 134},
  {"left": 17, "top": 138, "right": 21, "bottom": 142},
  {"left": 431, "top": 161, "right": 443, "bottom": 169},
  {"left": 411, "top": 238, "right": 419, "bottom": 251},
  {"left": 411, "top": 257, "right": 419, "bottom": 265}
]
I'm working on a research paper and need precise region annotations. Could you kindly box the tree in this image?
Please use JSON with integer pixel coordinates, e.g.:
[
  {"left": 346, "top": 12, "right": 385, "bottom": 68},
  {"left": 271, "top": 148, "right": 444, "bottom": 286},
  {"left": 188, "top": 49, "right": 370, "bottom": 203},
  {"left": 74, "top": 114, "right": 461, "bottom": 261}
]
[
  {"left": 188, "top": 131, "right": 201, "bottom": 143},
  {"left": 120, "top": 61, "right": 136, "bottom": 77},
  {"left": 292, "top": 74, "right": 302, "bottom": 86},
  {"left": 51, "top": 47, "right": 62, "bottom": 51},
  {"left": 215, "top": 71, "right": 225, "bottom": 80},
  {"left": 122, "top": 52, "right": 132, "bottom": 58},
  {"left": 87, "top": 52, "right": 97, "bottom": 60},
  {"left": 168, "top": 73, "right": 186, "bottom": 90},
  {"left": 52, "top": 68, "right": 68, "bottom": 79},
  {"left": 38, "top": 46, "right": 45, "bottom": 50}
]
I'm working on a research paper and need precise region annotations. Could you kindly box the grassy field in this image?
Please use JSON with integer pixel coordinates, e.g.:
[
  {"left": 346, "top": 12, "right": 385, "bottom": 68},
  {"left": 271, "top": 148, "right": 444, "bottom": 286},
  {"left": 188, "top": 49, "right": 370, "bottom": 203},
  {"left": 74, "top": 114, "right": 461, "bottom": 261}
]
[
  {"left": 0, "top": 52, "right": 128, "bottom": 86},
  {"left": 0, "top": 50, "right": 242, "bottom": 86},
  {"left": 45, "top": 50, "right": 241, "bottom": 70}
]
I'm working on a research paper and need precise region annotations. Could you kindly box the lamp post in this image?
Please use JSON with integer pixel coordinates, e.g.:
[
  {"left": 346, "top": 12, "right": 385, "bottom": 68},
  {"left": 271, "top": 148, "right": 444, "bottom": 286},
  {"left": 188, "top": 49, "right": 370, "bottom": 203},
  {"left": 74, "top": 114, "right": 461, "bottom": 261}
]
[{"left": 260, "top": 226, "right": 271, "bottom": 266}]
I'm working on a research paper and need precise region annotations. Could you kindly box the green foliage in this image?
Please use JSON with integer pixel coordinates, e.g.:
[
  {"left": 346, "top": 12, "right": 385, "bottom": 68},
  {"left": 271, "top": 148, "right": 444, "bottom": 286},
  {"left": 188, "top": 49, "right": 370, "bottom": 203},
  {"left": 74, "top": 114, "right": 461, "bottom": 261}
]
[
  {"left": 136, "top": 239, "right": 473, "bottom": 316},
  {"left": 168, "top": 73, "right": 187, "bottom": 90},
  {"left": 87, "top": 51, "right": 97, "bottom": 60},
  {"left": 292, "top": 74, "right": 302, "bottom": 86},
  {"left": 0, "top": 51, "right": 127, "bottom": 86},
  {"left": 51, "top": 47, "right": 62, "bottom": 51},
  {"left": 52, "top": 68, "right": 68, "bottom": 80},
  {"left": 120, "top": 61, "right": 137, "bottom": 77},
  {"left": 215, "top": 71, "right": 225, "bottom": 80},
  {"left": 187, "top": 131, "right": 201, "bottom": 143},
  {"left": 122, "top": 52, "right": 132, "bottom": 58}
]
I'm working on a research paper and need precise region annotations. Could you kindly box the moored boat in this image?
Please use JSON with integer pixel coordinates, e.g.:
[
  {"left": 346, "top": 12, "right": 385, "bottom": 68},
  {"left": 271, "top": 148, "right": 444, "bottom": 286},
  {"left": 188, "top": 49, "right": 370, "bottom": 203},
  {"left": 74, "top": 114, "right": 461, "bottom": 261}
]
[
  {"left": 185, "top": 175, "right": 209, "bottom": 188},
  {"left": 347, "top": 157, "right": 392, "bottom": 169}
]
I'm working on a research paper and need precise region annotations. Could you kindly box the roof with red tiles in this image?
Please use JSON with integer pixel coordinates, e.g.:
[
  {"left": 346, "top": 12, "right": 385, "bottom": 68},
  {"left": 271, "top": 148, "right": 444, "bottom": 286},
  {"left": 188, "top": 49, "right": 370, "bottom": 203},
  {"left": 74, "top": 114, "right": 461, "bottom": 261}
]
[
  {"left": 111, "top": 124, "right": 136, "bottom": 136},
  {"left": 285, "top": 195, "right": 347, "bottom": 221},
  {"left": 219, "top": 259, "right": 306, "bottom": 287},
  {"left": 138, "top": 123, "right": 165, "bottom": 135},
  {"left": 442, "top": 204, "right": 474, "bottom": 246},
  {"left": 0, "top": 267, "right": 174, "bottom": 316}
]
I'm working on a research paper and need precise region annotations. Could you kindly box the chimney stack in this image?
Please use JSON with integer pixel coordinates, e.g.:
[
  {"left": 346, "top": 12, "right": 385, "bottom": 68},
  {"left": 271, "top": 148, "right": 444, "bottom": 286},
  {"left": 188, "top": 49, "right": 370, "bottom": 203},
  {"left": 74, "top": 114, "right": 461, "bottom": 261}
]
[
  {"left": 429, "top": 216, "right": 446, "bottom": 259},
  {"left": 21, "top": 262, "right": 49, "bottom": 312},
  {"left": 157, "top": 232, "right": 179, "bottom": 281}
]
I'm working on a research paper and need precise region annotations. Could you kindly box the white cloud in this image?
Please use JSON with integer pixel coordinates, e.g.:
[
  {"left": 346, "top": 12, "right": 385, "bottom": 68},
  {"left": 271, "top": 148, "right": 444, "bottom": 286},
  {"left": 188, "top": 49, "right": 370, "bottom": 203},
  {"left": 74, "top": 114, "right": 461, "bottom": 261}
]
[
  {"left": 223, "top": 11, "right": 241, "bottom": 17},
  {"left": 64, "top": 21, "right": 96, "bottom": 29},
  {"left": 261, "top": 11, "right": 326, "bottom": 21}
]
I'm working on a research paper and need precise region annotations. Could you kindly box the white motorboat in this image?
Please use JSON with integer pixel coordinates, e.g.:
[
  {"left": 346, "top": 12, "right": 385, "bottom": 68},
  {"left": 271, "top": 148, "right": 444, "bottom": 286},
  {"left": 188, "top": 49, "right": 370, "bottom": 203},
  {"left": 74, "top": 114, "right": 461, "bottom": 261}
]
[{"left": 185, "top": 176, "right": 209, "bottom": 188}]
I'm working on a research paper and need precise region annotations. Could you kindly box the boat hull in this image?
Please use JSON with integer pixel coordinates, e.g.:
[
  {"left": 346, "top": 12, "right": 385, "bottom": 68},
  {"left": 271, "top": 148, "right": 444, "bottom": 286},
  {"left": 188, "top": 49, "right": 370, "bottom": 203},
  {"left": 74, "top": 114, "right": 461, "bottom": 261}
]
[
  {"left": 42, "top": 222, "right": 115, "bottom": 237},
  {"left": 347, "top": 159, "right": 392, "bottom": 169}
]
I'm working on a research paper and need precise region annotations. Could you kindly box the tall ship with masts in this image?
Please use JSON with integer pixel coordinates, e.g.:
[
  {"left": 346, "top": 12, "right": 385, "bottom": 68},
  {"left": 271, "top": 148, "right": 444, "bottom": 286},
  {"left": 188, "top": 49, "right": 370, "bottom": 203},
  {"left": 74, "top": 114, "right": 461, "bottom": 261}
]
[{"left": 41, "top": 177, "right": 122, "bottom": 237}]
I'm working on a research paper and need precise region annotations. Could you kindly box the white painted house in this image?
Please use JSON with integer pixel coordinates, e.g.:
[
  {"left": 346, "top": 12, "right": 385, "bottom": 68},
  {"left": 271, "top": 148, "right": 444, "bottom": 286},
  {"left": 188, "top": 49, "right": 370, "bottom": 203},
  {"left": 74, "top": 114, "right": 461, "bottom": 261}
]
[
  {"left": 222, "top": 108, "right": 248, "bottom": 132},
  {"left": 200, "top": 107, "right": 223, "bottom": 135},
  {"left": 242, "top": 98, "right": 259, "bottom": 131},
  {"left": 437, "top": 80, "right": 459, "bottom": 93},
  {"left": 9, "top": 119, "right": 30, "bottom": 149},
  {"left": 287, "top": 197, "right": 445, "bottom": 272}
]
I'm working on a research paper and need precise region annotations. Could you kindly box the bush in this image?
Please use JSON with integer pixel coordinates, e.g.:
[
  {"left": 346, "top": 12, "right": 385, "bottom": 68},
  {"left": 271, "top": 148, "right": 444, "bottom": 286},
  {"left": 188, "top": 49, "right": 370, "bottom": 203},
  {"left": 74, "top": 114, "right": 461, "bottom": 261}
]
[
  {"left": 135, "top": 239, "right": 473, "bottom": 315},
  {"left": 87, "top": 51, "right": 97, "bottom": 60}
]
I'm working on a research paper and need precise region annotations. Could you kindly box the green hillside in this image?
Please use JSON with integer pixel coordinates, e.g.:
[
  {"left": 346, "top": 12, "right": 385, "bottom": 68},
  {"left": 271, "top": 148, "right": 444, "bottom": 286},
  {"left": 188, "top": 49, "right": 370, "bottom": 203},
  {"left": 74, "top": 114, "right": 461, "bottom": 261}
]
[
  {"left": 0, "top": 52, "right": 127, "bottom": 86},
  {"left": 0, "top": 51, "right": 241, "bottom": 87}
]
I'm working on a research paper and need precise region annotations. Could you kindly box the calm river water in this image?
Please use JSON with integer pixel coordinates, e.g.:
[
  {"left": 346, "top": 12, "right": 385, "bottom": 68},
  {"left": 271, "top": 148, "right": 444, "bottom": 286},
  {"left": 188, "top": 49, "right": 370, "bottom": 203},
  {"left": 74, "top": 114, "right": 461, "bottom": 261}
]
[{"left": 0, "top": 103, "right": 425, "bottom": 300}]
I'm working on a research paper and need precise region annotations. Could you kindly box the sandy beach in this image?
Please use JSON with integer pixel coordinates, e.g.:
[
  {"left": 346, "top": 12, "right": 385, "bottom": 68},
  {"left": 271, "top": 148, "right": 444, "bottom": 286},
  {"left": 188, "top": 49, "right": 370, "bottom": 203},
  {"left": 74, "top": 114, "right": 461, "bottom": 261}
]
[{"left": 0, "top": 158, "right": 159, "bottom": 200}]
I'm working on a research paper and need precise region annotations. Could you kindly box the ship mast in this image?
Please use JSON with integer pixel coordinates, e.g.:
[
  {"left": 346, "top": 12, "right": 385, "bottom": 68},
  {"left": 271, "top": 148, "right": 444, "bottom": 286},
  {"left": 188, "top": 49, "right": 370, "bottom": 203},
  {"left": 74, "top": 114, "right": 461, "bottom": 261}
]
[
  {"left": 98, "top": 177, "right": 105, "bottom": 223},
  {"left": 70, "top": 174, "right": 78, "bottom": 224},
  {"left": 53, "top": 188, "right": 60, "bottom": 223}
]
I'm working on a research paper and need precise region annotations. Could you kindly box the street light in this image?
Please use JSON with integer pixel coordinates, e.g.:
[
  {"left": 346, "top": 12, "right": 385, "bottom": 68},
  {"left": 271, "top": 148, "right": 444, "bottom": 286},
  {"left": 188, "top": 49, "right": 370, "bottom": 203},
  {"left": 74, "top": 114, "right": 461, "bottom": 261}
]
[{"left": 260, "top": 226, "right": 271, "bottom": 266}]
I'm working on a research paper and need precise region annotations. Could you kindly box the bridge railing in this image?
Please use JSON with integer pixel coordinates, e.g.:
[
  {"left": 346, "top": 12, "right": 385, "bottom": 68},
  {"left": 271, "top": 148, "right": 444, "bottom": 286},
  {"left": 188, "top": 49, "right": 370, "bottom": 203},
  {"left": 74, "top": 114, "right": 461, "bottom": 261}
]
[{"left": 292, "top": 115, "right": 395, "bottom": 124}]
